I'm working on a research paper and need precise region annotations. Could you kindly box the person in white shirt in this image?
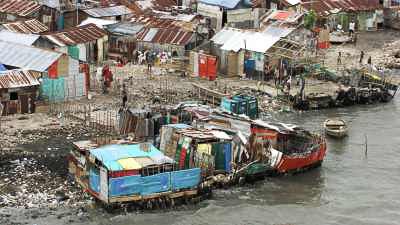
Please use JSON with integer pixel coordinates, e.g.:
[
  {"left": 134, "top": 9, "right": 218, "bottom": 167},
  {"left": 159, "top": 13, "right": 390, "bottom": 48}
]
[
  {"left": 349, "top": 21, "right": 355, "bottom": 36},
  {"left": 337, "top": 24, "right": 343, "bottom": 32}
]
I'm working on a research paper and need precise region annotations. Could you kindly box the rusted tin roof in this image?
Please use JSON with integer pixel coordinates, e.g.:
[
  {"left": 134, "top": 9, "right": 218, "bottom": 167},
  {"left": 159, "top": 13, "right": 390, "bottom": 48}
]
[
  {"left": 0, "top": 0, "right": 42, "bottom": 17},
  {"left": 130, "top": 15, "right": 191, "bottom": 30},
  {"left": 136, "top": 27, "right": 193, "bottom": 46},
  {"left": 83, "top": 5, "right": 133, "bottom": 18},
  {"left": 301, "top": 0, "right": 382, "bottom": 17},
  {"left": 43, "top": 23, "right": 107, "bottom": 46},
  {"left": 1, "top": 19, "right": 49, "bottom": 34},
  {"left": 0, "top": 70, "right": 40, "bottom": 89}
]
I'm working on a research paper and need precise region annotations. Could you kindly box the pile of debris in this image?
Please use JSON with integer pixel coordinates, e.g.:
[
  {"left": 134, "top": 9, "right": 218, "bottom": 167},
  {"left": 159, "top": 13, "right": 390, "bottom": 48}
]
[
  {"left": 0, "top": 155, "right": 88, "bottom": 209},
  {"left": 377, "top": 40, "right": 400, "bottom": 69}
]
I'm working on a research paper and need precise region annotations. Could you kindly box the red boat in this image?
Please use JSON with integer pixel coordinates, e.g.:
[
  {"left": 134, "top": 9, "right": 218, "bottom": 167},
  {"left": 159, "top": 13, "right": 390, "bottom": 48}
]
[{"left": 251, "top": 120, "right": 327, "bottom": 174}]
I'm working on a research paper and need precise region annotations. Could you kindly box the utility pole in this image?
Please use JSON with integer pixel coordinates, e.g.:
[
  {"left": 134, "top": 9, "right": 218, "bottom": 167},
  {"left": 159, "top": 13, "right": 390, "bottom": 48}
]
[{"left": 76, "top": 0, "right": 79, "bottom": 26}]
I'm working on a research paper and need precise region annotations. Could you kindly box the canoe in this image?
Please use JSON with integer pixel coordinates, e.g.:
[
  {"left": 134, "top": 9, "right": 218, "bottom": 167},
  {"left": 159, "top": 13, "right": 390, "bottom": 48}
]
[{"left": 324, "top": 119, "right": 348, "bottom": 138}]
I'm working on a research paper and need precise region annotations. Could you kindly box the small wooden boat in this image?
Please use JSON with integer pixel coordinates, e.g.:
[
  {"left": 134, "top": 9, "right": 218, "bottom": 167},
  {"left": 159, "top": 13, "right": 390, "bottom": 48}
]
[{"left": 324, "top": 119, "right": 348, "bottom": 138}]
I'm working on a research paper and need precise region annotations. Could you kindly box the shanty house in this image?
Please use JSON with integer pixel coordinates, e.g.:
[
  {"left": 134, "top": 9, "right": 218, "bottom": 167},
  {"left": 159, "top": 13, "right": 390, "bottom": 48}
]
[
  {"left": 209, "top": 24, "right": 302, "bottom": 79},
  {"left": 81, "top": 5, "right": 133, "bottom": 22},
  {"left": 105, "top": 22, "right": 145, "bottom": 61},
  {"left": 0, "top": 19, "right": 49, "bottom": 34},
  {"left": 197, "top": 0, "right": 263, "bottom": 31},
  {"left": 41, "top": 23, "right": 109, "bottom": 64},
  {"left": 0, "top": 70, "right": 40, "bottom": 115},
  {"left": 0, "top": 40, "right": 66, "bottom": 101},
  {"left": 0, "top": 0, "right": 60, "bottom": 31},
  {"left": 69, "top": 141, "right": 201, "bottom": 203},
  {"left": 0, "top": 39, "right": 88, "bottom": 102},
  {"left": 136, "top": 27, "right": 195, "bottom": 57},
  {"left": 301, "top": 0, "right": 384, "bottom": 31}
]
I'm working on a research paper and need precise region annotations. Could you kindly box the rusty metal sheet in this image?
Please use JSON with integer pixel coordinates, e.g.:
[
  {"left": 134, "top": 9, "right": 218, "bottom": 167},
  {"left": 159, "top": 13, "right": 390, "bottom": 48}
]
[
  {"left": 0, "top": 70, "right": 40, "bottom": 89},
  {"left": 0, "top": 0, "right": 41, "bottom": 17},
  {"left": 2, "top": 19, "right": 49, "bottom": 34},
  {"left": 44, "top": 24, "right": 107, "bottom": 46},
  {"left": 302, "top": 0, "right": 382, "bottom": 17}
]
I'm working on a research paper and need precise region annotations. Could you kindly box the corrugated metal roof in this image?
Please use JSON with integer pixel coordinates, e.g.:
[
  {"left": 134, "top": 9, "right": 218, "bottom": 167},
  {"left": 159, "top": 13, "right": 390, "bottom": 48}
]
[
  {"left": 130, "top": 15, "right": 183, "bottom": 29},
  {"left": 1, "top": 19, "right": 49, "bottom": 34},
  {"left": 38, "top": 0, "right": 60, "bottom": 9},
  {"left": 79, "top": 17, "right": 118, "bottom": 28},
  {"left": 262, "top": 26, "right": 295, "bottom": 38},
  {"left": 0, "top": 0, "right": 42, "bottom": 17},
  {"left": 301, "top": 0, "right": 381, "bottom": 17},
  {"left": 158, "top": 13, "right": 197, "bottom": 22},
  {"left": 134, "top": 0, "right": 177, "bottom": 12},
  {"left": 198, "top": 0, "right": 241, "bottom": 9},
  {"left": 89, "top": 143, "right": 164, "bottom": 171},
  {"left": 137, "top": 27, "right": 193, "bottom": 45},
  {"left": 211, "top": 27, "right": 283, "bottom": 53},
  {"left": 105, "top": 22, "right": 144, "bottom": 35},
  {"left": 0, "top": 40, "right": 62, "bottom": 72},
  {"left": 83, "top": 5, "right": 133, "bottom": 18},
  {"left": 44, "top": 23, "right": 107, "bottom": 46},
  {"left": 0, "top": 30, "right": 40, "bottom": 46},
  {"left": 0, "top": 70, "right": 40, "bottom": 89}
]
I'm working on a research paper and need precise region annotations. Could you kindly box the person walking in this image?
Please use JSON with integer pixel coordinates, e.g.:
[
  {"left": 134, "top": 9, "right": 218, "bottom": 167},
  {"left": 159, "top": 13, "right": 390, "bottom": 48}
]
[
  {"left": 349, "top": 20, "right": 355, "bottom": 36},
  {"left": 121, "top": 84, "right": 128, "bottom": 108},
  {"left": 367, "top": 56, "right": 372, "bottom": 65},
  {"left": 146, "top": 51, "right": 153, "bottom": 74},
  {"left": 337, "top": 51, "right": 342, "bottom": 66},
  {"left": 359, "top": 51, "right": 364, "bottom": 64}
]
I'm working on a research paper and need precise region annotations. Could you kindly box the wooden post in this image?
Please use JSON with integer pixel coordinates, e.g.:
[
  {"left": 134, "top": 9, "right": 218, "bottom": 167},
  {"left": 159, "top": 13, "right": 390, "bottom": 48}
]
[{"left": 364, "top": 134, "right": 368, "bottom": 157}]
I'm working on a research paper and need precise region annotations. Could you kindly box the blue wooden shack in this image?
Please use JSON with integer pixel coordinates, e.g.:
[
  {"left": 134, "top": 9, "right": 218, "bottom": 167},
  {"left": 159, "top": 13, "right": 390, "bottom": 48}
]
[{"left": 72, "top": 142, "right": 201, "bottom": 204}]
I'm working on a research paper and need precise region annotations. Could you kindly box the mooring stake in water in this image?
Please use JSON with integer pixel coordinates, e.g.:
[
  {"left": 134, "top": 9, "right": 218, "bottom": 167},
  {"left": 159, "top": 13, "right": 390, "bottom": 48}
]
[{"left": 364, "top": 134, "right": 368, "bottom": 157}]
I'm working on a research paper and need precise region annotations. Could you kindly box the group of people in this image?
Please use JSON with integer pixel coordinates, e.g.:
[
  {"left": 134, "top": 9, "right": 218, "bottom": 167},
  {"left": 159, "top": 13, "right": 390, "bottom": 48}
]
[
  {"left": 337, "top": 50, "right": 372, "bottom": 67},
  {"left": 132, "top": 50, "right": 175, "bottom": 74}
]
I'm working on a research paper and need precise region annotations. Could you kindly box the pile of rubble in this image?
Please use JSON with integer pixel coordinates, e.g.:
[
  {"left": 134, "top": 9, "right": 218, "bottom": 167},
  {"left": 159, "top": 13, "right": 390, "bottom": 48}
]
[{"left": 376, "top": 40, "right": 400, "bottom": 69}]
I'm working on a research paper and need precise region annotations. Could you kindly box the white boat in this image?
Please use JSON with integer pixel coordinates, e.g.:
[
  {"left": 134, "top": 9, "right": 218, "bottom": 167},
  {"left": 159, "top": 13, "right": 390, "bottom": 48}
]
[{"left": 324, "top": 119, "right": 348, "bottom": 138}]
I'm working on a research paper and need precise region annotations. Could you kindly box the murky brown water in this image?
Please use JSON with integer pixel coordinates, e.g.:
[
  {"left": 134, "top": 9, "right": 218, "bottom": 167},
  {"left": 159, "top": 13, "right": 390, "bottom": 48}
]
[{"left": 2, "top": 95, "right": 400, "bottom": 225}]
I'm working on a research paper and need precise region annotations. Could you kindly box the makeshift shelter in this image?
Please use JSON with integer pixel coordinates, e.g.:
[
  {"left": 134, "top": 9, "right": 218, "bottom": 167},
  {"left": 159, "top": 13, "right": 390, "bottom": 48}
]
[
  {"left": 136, "top": 27, "right": 195, "bottom": 57},
  {"left": 210, "top": 26, "right": 298, "bottom": 78},
  {"left": 0, "top": 70, "right": 40, "bottom": 115},
  {"left": 69, "top": 141, "right": 201, "bottom": 203},
  {"left": 42, "top": 23, "right": 108, "bottom": 64},
  {"left": 159, "top": 125, "right": 233, "bottom": 177},
  {"left": 197, "top": 0, "right": 262, "bottom": 30},
  {"left": 0, "top": 0, "right": 60, "bottom": 31},
  {"left": 105, "top": 22, "right": 144, "bottom": 61}
]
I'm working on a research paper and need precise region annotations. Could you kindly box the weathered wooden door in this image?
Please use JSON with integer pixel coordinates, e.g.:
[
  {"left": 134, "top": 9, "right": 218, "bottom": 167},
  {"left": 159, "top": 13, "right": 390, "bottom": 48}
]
[{"left": 19, "top": 95, "right": 29, "bottom": 114}]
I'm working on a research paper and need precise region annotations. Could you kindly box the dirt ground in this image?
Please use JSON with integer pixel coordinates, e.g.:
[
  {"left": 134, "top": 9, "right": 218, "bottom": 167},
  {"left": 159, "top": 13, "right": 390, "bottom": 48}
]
[{"left": 321, "top": 29, "right": 400, "bottom": 80}]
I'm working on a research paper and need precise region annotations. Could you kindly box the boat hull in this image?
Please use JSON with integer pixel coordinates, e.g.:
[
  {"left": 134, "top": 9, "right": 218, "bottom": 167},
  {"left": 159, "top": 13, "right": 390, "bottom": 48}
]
[
  {"left": 325, "top": 129, "right": 348, "bottom": 138},
  {"left": 275, "top": 143, "right": 327, "bottom": 173}
]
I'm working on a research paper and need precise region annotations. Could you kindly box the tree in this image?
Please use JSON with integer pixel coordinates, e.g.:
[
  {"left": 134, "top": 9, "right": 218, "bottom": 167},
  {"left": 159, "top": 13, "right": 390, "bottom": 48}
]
[{"left": 304, "top": 10, "right": 317, "bottom": 30}]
